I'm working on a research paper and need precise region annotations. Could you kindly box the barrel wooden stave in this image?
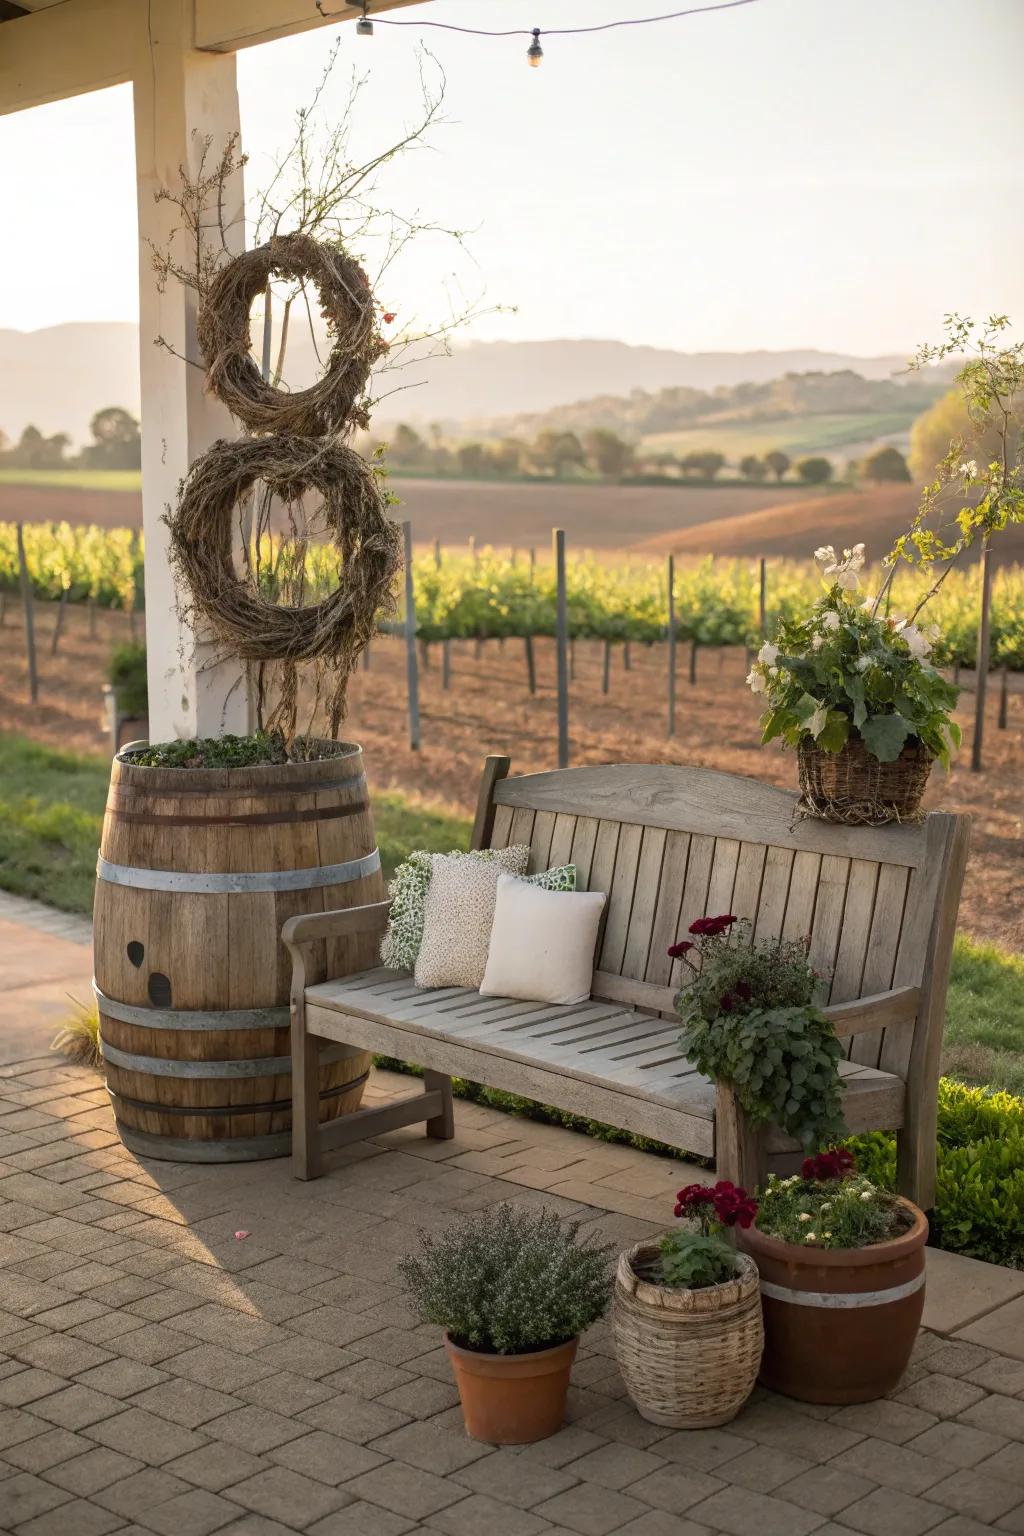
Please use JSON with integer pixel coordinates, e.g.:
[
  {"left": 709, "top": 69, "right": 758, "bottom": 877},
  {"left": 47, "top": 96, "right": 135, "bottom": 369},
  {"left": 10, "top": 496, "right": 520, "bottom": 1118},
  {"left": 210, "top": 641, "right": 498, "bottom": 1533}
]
[{"left": 94, "top": 743, "right": 381, "bottom": 1161}]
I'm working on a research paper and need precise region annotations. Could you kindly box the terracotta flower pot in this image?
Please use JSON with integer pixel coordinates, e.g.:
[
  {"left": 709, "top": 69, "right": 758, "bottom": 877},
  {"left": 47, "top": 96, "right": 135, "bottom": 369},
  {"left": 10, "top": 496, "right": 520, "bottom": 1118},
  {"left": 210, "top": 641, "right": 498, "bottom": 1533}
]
[
  {"left": 740, "top": 1198, "right": 928, "bottom": 1404},
  {"left": 444, "top": 1334, "right": 577, "bottom": 1444}
]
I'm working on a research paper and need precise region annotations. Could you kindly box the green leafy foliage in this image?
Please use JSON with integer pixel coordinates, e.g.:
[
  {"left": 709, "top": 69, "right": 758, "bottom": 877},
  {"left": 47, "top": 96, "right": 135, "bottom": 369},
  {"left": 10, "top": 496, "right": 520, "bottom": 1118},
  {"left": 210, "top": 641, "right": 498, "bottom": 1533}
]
[
  {"left": 399, "top": 1204, "right": 613, "bottom": 1354},
  {"left": 751, "top": 565, "right": 961, "bottom": 766},
  {"left": 675, "top": 920, "right": 845, "bottom": 1151},
  {"left": 659, "top": 1232, "right": 737, "bottom": 1288},
  {"left": 4, "top": 522, "right": 1024, "bottom": 669},
  {"left": 108, "top": 643, "right": 148, "bottom": 718},
  {"left": 756, "top": 1168, "right": 902, "bottom": 1251},
  {"left": 851, "top": 1080, "right": 1024, "bottom": 1267}
]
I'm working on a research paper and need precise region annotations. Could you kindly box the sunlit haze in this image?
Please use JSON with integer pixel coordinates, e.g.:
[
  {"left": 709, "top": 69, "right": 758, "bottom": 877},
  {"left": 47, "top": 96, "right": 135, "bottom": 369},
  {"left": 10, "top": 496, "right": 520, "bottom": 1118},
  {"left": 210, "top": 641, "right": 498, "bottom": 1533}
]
[{"left": 1, "top": 0, "right": 1022, "bottom": 353}]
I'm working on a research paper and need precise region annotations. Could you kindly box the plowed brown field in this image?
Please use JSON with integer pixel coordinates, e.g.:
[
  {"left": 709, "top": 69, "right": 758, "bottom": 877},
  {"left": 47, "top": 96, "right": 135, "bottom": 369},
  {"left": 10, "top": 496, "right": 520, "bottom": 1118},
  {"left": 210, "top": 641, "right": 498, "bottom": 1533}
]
[{"left": 2, "top": 599, "right": 1021, "bottom": 952}]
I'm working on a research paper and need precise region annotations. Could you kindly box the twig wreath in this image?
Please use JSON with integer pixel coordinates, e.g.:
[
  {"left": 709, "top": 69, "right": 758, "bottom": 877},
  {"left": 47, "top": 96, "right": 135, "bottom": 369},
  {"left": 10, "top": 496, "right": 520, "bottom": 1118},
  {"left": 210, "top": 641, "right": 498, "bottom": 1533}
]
[
  {"left": 167, "top": 433, "right": 401, "bottom": 737},
  {"left": 196, "top": 232, "right": 387, "bottom": 436}
]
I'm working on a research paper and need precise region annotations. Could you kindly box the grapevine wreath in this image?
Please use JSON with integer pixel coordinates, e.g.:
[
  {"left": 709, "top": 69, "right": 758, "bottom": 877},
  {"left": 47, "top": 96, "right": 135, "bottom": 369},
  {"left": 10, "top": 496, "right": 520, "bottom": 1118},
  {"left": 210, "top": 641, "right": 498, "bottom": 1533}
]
[
  {"left": 196, "top": 232, "right": 387, "bottom": 436},
  {"left": 167, "top": 433, "right": 401, "bottom": 735}
]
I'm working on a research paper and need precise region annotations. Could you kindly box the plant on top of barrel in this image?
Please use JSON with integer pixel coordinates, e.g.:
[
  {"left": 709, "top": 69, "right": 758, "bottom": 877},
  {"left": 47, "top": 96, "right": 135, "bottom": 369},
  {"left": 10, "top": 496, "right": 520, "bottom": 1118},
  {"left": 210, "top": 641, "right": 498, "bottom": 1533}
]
[
  {"left": 659, "top": 1180, "right": 758, "bottom": 1288},
  {"left": 671, "top": 914, "right": 846, "bottom": 1151},
  {"left": 755, "top": 1147, "right": 909, "bottom": 1251},
  {"left": 399, "top": 1203, "right": 613, "bottom": 1443}
]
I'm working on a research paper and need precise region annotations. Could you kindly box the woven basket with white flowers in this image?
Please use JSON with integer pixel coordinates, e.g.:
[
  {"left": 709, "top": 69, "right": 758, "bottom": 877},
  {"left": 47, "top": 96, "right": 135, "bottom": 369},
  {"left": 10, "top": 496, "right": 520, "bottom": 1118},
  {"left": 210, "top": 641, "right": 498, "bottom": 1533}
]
[{"left": 747, "top": 543, "right": 960, "bottom": 825}]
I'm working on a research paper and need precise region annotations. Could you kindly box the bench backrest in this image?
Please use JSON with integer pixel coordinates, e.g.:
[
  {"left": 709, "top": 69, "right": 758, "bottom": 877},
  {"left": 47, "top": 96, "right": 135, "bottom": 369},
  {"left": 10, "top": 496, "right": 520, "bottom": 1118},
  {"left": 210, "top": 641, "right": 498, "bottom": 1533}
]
[{"left": 473, "top": 757, "right": 970, "bottom": 1082}]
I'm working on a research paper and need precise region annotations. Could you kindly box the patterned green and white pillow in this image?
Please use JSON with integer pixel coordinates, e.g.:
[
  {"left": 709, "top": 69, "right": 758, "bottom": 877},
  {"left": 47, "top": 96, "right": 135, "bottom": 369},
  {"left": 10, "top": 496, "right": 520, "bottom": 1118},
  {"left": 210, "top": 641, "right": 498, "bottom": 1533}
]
[{"left": 380, "top": 847, "right": 576, "bottom": 971}]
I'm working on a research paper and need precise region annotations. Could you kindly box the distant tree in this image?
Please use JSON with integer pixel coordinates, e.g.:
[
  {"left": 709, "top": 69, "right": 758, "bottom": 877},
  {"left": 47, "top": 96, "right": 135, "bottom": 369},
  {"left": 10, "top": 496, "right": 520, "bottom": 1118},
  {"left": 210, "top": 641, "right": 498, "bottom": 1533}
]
[
  {"left": 84, "top": 406, "right": 141, "bottom": 469},
  {"left": 764, "top": 449, "right": 791, "bottom": 482},
  {"left": 795, "top": 455, "right": 834, "bottom": 485},
  {"left": 488, "top": 437, "right": 527, "bottom": 476},
  {"left": 739, "top": 454, "right": 767, "bottom": 482},
  {"left": 387, "top": 423, "right": 428, "bottom": 470},
  {"left": 531, "top": 430, "right": 585, "bottom": 478},
  {"left": 909, "top": 384, "right": 1021, "bottom": 486},
  {"left": 680, "top": 450, "right": 726, "bottom": 480},
  {"left": 581, "top": 429, "right": 635, "bottom": 479},
  {"left": 455, "top": 441, "right": 488, "bottom": 478},
  {"left": 8, "top": 424, "right": 70, "bottom": 469},
  {"left": 861, "top": 445, "right": 911, "bottom": 483}
]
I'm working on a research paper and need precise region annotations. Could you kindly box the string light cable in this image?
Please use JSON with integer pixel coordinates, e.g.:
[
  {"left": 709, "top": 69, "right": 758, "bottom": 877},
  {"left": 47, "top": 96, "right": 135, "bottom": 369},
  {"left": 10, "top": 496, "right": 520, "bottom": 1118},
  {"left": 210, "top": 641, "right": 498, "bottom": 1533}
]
[{"left": 314, "top": 0, "right": 762, "bottom": 65}]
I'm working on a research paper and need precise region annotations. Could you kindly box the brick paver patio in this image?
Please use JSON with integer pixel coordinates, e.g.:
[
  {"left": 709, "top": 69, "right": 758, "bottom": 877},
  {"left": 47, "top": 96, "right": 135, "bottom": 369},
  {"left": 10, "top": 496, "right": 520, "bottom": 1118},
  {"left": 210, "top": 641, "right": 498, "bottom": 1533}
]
[{"left": 1, "top": 893, "right": 1023, "bottom": 1535}]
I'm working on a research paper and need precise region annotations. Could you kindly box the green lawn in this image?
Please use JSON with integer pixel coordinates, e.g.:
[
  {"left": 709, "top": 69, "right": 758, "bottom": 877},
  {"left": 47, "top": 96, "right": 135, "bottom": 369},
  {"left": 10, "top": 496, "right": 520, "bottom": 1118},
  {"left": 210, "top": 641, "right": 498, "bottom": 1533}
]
[
  {"left": 0, "top": 468, "right": 141, "bottom": 493},
  {"left": 1, "top": 732, "right": 1020, "bottom": 1094}
]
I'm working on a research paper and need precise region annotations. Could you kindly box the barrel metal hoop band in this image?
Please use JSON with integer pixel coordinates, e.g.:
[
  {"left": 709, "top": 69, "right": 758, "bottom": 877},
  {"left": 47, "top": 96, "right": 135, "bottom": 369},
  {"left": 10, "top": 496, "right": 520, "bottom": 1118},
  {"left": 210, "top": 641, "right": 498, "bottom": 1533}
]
[
  {"left": 96, "top": 847, "right": 380, "bottom": 893},
  {"left": 758, "top": 1272, "right": 925, "bottom": 1309},
  {"left": 93, "top": 985, "right": 289, "bottom": 1032},
  {"left": 106, "top": 800, "right": 370, "bottom": 829},
  {"left": 114, "top": 1123, "right": 292, "bottom": 1162},
  {"left": 100, "top": 1039, "right": 356, "bottom": 1078},
  {"left": 111, "top": 769, "right": 367, "bottom": 799},
  {"left": 106, "top": 1070, "right": 370, "bottom": 1117}
]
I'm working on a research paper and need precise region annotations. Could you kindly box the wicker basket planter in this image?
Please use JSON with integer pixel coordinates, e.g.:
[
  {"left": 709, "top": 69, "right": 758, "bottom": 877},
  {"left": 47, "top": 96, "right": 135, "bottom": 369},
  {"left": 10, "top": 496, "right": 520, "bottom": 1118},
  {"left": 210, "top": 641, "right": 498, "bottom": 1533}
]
[
  {"left": 613, "top": 1240, "right": 763, "bottom": 1428},
  {"left": 798, "top": 735, "right": 934, "bottom": 826}
]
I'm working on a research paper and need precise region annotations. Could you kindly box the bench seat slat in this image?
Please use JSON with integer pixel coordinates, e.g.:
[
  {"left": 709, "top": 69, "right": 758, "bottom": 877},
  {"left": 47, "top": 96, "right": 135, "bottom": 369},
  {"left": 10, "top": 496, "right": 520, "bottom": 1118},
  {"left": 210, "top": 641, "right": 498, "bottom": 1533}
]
[{"left": 304, "top": 970, "right": 906, "bottom": 1152}]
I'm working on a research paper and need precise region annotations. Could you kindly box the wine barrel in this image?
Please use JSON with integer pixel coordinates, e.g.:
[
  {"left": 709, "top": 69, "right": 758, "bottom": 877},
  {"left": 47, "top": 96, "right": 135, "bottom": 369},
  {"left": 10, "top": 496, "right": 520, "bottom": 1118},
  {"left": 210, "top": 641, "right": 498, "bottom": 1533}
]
[{"left": 93, "top": 741, "right": 382, "bottom": 1162}]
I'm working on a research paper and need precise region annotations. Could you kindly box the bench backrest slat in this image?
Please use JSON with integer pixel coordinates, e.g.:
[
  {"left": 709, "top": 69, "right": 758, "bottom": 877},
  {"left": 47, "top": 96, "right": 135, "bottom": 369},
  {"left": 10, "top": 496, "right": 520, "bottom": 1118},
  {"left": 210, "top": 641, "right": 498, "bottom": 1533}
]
[{"left": 479, "top": 759, "right": 968, "bottom": 1078}]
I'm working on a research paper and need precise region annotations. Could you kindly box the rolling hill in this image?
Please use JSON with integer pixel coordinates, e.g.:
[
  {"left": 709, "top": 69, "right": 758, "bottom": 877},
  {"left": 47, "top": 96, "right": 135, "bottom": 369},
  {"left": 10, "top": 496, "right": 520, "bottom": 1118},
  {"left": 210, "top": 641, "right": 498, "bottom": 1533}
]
[{"left": 0, "top": 323, "right": 916, "bottom": 448}]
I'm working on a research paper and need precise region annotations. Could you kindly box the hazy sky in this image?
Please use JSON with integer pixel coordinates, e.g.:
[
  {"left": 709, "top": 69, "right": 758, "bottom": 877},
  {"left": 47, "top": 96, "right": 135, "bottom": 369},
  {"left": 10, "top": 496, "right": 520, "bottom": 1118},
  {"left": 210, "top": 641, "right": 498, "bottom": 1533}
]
[{"left": 2, "top": 0, "right": 1022, "bottom": 354}]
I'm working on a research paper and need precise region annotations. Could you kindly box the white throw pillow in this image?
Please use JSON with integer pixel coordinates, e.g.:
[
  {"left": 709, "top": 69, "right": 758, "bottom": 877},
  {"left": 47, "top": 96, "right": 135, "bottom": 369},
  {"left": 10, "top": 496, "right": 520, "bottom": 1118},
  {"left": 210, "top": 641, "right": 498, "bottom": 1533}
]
[
  {"left": 414, "top": 847, "right": 529, "bottom": 990},
  {"left": 480, "top": 874, "right": 607, "bottom": 1006}
]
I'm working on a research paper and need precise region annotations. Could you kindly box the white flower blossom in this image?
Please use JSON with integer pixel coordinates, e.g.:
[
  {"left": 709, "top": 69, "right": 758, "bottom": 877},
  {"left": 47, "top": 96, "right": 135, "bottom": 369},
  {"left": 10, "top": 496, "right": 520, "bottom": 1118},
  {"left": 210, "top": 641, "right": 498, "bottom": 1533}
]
[
  {"left": 820, "top": 610, "right": 840, "bottom": 631},
  {"left": 746, "top": 668, "right": 767, "bottom": 695},
  {"left": 860, "top": 1191, "right": 872, "bottom": 1202},
  {"left": 901, "top": 624, "right": 931, "bottom": 659},
  {"left": 823, "top": 1231, "right": 833, "bottom": 1239},
  {"left": 805, "top": 1232, "right": 817, "bottom": 1242},
  {"left": 837, "top": 567, "right": 860, "bottom": 592},
  {"left": 798, "top": 1212, "right": 812, "bottom": 1222},
  {"left": 959, "top": 460, "right": 978, "bottom": 479},
  {"left": 856, "top": 655, "right": 872, "bottom": 672},
  {"left": 811, "top": 634, "right": 825, "bottom": 650},
  {"left": 758, "top": 641, "right": 779, "bottom": 666},
  {"left": 814, "top": 545, "right": 836, "bottom": 566}
]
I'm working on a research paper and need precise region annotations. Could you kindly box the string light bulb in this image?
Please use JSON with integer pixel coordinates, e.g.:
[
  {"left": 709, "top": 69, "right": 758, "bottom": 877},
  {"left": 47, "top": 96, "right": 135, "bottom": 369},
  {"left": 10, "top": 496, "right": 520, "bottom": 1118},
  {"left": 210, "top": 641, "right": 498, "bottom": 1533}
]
[
  {"left": 527, "top": 27, "right": 543, "bottom": 66},
  {"left": 356, "top": 1, "right": 372, "bottom": 36}
]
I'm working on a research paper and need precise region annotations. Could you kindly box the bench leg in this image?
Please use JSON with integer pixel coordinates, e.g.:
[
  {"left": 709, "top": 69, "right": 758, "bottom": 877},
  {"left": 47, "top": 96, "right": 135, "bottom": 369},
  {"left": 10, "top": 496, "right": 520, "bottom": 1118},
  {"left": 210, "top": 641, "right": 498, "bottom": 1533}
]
[
  {"left": 715, "top": 1082, "right": 766, "bottom": 1191},
  {"left": 424, "top": 1071, "right": 455, "bottom": 1140},
  {"left": 292, "top": 1009, "right": 323, "bottom": 1182},
  {"left": 896, "top": 1114, "right": 937, "bottom": 1214}
]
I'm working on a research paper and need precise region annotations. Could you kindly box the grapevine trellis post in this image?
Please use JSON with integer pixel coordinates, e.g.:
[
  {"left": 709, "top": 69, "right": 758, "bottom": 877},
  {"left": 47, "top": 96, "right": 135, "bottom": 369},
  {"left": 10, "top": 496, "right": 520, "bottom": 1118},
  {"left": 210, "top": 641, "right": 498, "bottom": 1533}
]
[
  {"left": 403, "top": 521, "right": 421, "bottom": 752},
  {"left": 554, "top": 528, "right": 570, "bottom": 769},
  {"left": 16, "top": 523, "right": 38, "bottom": 705},
  {"left": 667, "top": 553, "right": 677, "bottom": 738},
  {"left": 758, "top": 556, "right": 767, "bottom": 636},
  {"left": 971, "top": 534, "right": 993, "bottom": 773}
]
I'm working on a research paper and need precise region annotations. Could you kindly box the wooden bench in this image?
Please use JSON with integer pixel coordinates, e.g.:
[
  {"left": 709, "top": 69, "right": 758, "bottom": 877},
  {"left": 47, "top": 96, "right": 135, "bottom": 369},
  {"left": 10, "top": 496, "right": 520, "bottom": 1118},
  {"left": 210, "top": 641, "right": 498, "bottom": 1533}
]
[{"left": 284, "top": 756, "right": 970, "bottom": 1209}]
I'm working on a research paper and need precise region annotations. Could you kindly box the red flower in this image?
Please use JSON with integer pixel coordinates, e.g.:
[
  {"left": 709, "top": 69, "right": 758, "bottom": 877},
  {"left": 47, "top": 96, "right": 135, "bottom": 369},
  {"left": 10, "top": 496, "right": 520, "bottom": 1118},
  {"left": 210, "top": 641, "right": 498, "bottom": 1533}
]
[
  {"left": 667, "top": 940, "right": 695, "bottom": 958},
  {"left": 689, "top": 914, "right": 738, "bottom": 937},
  {"left": 734, "top": 979, "right": 752, "bottom": 1002},
  {"left": 801, "top": 1147, "right": 856, "bottom": 1182},
  {"left": 710, "top": 1180, "right": 759, "bottom": 1228},
  {"left": 674, "top": 1184, "right": 716, "bottom": 1218},
  {"left": 719, "top": 992, "right": 735, "bottom": 1013},
  {"left": 382, "top": 311, "right": 397, "bottom": 324}
]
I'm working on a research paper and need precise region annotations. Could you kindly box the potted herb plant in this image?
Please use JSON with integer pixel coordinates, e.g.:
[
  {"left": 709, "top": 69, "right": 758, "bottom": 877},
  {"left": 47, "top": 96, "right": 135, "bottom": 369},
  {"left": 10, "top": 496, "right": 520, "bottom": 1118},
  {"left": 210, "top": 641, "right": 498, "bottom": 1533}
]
[
  {"left": 614, "top": 1181, "right": 763, "bottom": 1428},
  {"left": 741, "top": 1148, "right": 928, "bottom": 1404},
  {"left": 399, "top": 1204, "right": 613, "bottom": 1444},
  {"left": 747, "top": 544, "right": 960, "bottom": 825},
  {"left": 671, "top": 914, "right": 846, "bottom": 1153}
]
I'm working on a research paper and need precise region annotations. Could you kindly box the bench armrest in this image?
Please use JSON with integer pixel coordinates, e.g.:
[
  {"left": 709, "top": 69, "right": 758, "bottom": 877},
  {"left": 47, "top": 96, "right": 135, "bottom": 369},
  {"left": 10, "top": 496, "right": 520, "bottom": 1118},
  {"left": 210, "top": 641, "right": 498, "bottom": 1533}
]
[
  {"left": 282, "top": 901, "right": 392, "bottom": 952},
  {"left": 822, "top": 985, "right": 920, "bottom": 1044}
]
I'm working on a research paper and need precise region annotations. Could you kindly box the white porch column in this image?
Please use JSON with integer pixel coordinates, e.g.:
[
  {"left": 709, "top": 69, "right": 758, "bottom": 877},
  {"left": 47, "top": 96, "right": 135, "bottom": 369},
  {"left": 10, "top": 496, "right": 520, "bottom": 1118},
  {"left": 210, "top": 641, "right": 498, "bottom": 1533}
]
[{"left": 132, "top": 1, "right": 253, "bottom": 741}]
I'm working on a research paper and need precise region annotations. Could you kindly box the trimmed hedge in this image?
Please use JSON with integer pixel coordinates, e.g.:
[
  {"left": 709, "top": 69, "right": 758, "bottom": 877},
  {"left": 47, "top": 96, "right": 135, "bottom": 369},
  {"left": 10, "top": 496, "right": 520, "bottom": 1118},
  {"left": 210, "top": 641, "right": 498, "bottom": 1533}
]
[{"left": 376, "top": 1060, "right": 1024, "bottom": 1270}]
